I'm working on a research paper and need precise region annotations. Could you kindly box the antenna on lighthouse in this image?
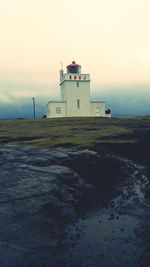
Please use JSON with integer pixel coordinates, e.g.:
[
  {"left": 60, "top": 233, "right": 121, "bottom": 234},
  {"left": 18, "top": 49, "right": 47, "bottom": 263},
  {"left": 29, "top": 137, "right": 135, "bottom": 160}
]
[
  {"left": 60, "top": 61, "right": 63, "bottom": 70},
  {"left": 60, "top": 61, "right": 64, "bottom": 82}
]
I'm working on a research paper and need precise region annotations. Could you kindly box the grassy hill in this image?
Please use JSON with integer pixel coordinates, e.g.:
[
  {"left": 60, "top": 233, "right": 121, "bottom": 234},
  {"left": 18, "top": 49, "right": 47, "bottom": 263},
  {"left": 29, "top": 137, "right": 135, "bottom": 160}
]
[{"left": 0, "top": 116, "right": 150, "bottom": 148}]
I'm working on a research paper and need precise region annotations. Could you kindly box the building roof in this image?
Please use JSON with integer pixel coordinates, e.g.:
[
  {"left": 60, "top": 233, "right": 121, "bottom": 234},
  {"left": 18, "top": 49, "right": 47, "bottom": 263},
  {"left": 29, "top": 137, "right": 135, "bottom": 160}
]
[
  {"left": 90, "top": 101, "right": 105, "bottom": 103},
  {"left": 47, "top": 100, "right": 66, "bottom": 104},
  {"left": 67, "top": 61, "right": 81, "bottom": 68}
]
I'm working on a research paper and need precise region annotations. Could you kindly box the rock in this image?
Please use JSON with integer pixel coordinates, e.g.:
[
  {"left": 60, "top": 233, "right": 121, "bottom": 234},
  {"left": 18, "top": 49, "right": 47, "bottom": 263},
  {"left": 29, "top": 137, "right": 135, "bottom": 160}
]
[
  {"left": 1, "top": 144, "right": 148, "bottom": 266},
  {"left": 144, "top": 187, "right": 150, "bottom": 198},
  {"left": 0, "top": 145, "right": 98, "bottom": 264}
]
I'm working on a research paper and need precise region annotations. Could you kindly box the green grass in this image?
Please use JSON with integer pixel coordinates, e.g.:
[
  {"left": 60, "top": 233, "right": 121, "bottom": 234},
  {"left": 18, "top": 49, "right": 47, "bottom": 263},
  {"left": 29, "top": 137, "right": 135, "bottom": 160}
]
[{"left": 0, "top": 116, "right": 150, "bottom": 147}]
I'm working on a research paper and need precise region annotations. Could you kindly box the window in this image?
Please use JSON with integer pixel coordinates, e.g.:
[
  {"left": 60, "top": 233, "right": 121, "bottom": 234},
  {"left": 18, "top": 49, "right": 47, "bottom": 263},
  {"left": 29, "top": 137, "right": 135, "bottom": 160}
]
[
  {"left": 76, "top": 81, "right": 79, "bottom": 87},
  {"left": 74, "top": 75, "right": 76, "bottom": 79},
  {"left": 69, "top": 75, "right": 72, "bottom": 79},
  {"left": 79, "top": 76, "right": 81, "bottom": 79},
  {"left": 77, "top": 99, "right": 80, "bottom": 109},
  {"left": 56, "top": 107, "right": 61, "bottom": 114}
]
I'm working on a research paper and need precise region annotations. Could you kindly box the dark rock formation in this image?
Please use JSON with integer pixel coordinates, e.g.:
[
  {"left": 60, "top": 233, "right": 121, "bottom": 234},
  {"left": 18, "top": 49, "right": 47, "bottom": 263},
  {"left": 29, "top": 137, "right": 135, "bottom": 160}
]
[{"left": 0, "top": 145, "right": 149, "bottom": 267}]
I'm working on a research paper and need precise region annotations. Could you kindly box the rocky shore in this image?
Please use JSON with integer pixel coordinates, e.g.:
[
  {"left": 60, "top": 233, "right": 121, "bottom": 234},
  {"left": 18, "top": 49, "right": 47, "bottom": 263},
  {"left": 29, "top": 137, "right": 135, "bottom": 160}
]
[{"left": 0, "top": 144, "right": 150, "bottom": 266}]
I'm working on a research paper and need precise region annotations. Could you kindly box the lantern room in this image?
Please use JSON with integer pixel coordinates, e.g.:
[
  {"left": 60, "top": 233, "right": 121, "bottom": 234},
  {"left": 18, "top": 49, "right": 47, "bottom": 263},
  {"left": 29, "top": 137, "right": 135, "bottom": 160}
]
[{"left": 67, "top": 61, "right": 81, "bottom": 74}]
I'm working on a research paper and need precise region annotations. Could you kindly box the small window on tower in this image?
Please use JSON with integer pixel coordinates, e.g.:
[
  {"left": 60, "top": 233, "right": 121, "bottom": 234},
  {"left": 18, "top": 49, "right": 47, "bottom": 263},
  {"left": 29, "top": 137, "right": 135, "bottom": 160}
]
[
  {"left": 76, "top": 81, "right": 79, "bottom": 87},
  {"left": 77, "top": 99, "right": 80, "bottom": 109},
  {"left": 74, "top": 76, "right": 76, "bottom": 79},
  {"left": 56, "top": 107, "right": 61, "bottom": 114},
  {"left": 69, "top": 75, "right": 72, "bottom": 79}
]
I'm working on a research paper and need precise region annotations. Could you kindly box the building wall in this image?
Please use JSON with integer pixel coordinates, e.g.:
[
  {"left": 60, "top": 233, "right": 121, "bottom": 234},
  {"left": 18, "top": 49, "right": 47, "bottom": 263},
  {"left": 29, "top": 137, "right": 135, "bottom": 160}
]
[
  {"left": 47, "top": 102, "right": 66, "bottom": 118},
  {"left": 60, "top": 74, "right": 91, "bottom": 117},
  {"left": 90, "top": 101, "right": 106, "bottom": 116},
  {"left": 46, "top": 64, "right": 111, "bottom": 118},
  {"left": 47, "top": 101, "right": 107, "bottom": 118}
]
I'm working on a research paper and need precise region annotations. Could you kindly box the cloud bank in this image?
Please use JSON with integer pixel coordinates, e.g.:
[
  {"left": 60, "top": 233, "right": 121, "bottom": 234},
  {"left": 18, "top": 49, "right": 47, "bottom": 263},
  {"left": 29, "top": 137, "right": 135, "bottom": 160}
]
[
  {"left": 0, "top": 76, "right": 150, "bottom": 118},
  {"left": 93, "top": 85, "right": 150, "bottom": 116}
]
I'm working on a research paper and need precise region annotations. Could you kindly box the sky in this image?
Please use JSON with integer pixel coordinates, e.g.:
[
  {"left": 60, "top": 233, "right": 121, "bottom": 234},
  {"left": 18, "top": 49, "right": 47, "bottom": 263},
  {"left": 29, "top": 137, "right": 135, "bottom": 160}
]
[{"left": 0, "top": 0, "right": 150, "bottom": 117}]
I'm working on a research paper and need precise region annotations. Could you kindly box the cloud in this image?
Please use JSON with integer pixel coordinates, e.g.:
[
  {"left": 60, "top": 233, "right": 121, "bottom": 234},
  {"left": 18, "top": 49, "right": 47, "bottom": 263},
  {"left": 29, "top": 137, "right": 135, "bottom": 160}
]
[
  {"left": 0, "top": 72, "right": 60, "bottom": 118},
  {"left": 0, "top": 93, "right": 11, "bottom": 103},
  {"left": 0, "top": 70, "right": 150, "bottom": 118},
  {"left": 94, "top": 85, "right": 150, "bottom": 115},
  {"left": 0, "top": 71, "right": 60, "bottom": 105}
]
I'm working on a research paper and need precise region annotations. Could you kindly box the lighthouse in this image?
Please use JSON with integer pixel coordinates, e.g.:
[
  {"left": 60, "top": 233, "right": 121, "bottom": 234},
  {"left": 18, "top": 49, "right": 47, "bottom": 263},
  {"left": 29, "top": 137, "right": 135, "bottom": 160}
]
[
  {"left": 60, "top": 61, "right": 91, "bottom": 117},
  {"left": 46, "top": 61, "right": 111, "bottom": 118}
]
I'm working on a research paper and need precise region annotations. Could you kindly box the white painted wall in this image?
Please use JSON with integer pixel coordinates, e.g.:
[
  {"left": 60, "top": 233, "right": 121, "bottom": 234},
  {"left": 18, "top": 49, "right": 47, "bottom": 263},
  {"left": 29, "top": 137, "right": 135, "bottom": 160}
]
[
  {"left": 61, "top": 75, "right": 90, "bottom": 117},
  {"left": 46, "top": 102, "right": 66, "bottom": 118},
  {"left": 90, "top": 101, "right": 106, "bottom": 116}
]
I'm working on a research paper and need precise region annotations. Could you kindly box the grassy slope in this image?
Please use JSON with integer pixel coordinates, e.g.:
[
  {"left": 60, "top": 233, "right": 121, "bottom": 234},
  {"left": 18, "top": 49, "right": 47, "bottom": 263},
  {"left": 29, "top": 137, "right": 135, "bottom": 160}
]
[{"left": 0, "top": 116, "right": 150, "bottom": 148}]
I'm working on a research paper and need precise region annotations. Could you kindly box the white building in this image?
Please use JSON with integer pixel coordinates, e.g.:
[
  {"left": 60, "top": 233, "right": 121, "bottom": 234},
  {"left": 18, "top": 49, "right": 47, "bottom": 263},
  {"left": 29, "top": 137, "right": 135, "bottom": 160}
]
[{"left": 46, "top": 61, "right": 111, "bottom": 118}]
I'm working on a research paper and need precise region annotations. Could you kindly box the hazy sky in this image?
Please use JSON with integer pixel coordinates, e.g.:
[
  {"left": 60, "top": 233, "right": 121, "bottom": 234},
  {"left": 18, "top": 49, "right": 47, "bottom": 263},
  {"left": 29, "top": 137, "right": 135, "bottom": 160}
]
[{"left": 0, "top": 0, "right": 150, "bottom": 115}]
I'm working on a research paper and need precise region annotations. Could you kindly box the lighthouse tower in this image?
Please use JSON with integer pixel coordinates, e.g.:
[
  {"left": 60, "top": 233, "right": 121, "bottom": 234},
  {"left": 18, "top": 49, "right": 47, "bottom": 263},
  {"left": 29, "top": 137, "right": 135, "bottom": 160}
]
[
  {"left": 60, "top": 61, "right": 90, "bottom": 116},
  {"left": 46, "top": 61, "right": 111, "bottom": 118}
]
